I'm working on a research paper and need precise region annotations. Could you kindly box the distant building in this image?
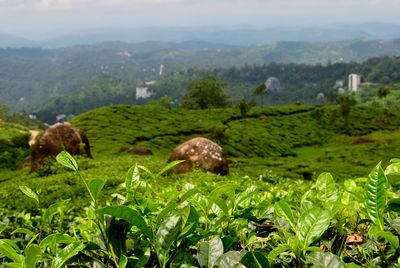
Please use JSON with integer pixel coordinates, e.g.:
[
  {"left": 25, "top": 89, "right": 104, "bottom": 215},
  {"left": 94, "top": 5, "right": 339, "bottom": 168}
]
[
  {"left": 159, "top": 64, "right": 164, "bottom": 76},
  {"left": 265, "top": 77, "right": 282, "bottom": 92},
  {"left": 145, "top": 80, "right": 156, "bottom": 86},
  {"left": 348, "top": 74, "right": 361, "bottom": 92},
  {"left": 316, "top": 92, "right": 325, "bottom": 99},
  {"left": 334, "top": 80, "right": 344, "bottom": 88},
  {"left": 28, "top": 114, "right": 37, "bottom": 120},
  {"left": 136, "top": 87, "right": 152, "bottom": 100},
  {"left": 56, "top": 114, "right": 67, "bottom": 123}
]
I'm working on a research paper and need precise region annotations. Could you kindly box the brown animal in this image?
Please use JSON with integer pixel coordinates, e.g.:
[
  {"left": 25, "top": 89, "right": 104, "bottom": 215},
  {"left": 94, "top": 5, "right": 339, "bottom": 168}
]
[
  {"left": 167, "top": 137, "right": 229, "bottom": 175},
  {"left": 30, "top": 123, "right": 92, "bottom": 171}
]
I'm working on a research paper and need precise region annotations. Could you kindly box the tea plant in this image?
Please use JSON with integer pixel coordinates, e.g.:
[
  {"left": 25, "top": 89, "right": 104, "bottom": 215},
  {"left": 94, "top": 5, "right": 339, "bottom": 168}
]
[{"left": 1, "top": 152, "right": 400, "bottom": 267}]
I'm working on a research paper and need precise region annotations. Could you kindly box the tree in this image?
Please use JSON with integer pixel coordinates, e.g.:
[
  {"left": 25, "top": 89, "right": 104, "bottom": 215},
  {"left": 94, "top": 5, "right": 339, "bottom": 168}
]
[
  {"left": 338, "top": 94, "right": 357, "bottom": 132},
  {"left": 254, "top": 83, "right": 267, "bottom": 105},
  {"left": 377, "top": 86, "right": 390, "bottom": 99},
  {"left": 0, "top": 103, "right": 9, "bottom": 120},
  {"left": 238, "top": 99, "right": 256, "bottom": 116},
  {"left": 181, "top": 76, "right": 231, "bottom": 109},
  {"left": 158, "top": 96, "right": 173, "bottom": 109}
]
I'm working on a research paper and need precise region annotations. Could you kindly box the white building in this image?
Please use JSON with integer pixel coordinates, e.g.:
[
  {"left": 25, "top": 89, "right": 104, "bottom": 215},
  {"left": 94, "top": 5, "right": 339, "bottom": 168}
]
[
  {"left": 348, "top": 74, "right": 361, "bottom": 92},
  {"left": 136, "top": 87, "right": 152, "bottom": 100}
]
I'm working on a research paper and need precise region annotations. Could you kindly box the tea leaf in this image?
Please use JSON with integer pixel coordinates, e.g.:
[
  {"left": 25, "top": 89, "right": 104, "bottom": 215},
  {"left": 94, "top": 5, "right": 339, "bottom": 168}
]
[
  {"left": 365, "top": 163, "right": 387, "bottom": 231},
  {"left": 19, "top": 186, "right": 39, "bottom": 207},
  {"left": 88, "top": 179, "right": 105, "bottom": 201},
  {"left": 306, "top": 252, "right": 346, "bottom": 268},
  {"left": 52, "top": 241, "right": 85, "bottom": 268},
  {"left": 156, "top": 215, "right": 182, "bottom": 268},
  {"left": 297, "top": 208, "right": 331, "bottom": 248},
  {"left": 241, "top": 251, "right": 270, "bottom": 268},
  {"left": 56, "top": 151, "right": 78, "bottom": 172},
  {"left": 24, "top": 244, "right": 42, "bottom": 268},
  {"left": 96, "top": 205, "right": 152, "bottom": 239},
  {"left": 275, "top": 200, "right": 296, "bottom": 230},
  {"left": 197, "top": 236, "right": 224, "bottom": 268},
  {"left": 0, "top": 239, "right": 24, "bottom": 264}
]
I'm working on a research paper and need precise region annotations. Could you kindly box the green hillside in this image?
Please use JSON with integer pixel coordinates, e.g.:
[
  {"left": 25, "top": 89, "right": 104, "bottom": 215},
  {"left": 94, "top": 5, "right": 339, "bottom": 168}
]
[
  {"left": 70, "top": 104, "right": 400, "bottom": 179},
  {"left": 1, "top": 40, "right": 400, "bottom": 112},
  {"left": 1, "top": 104, "right": 400, "bottom": 267},
  {"left": 0, "top": 121, "right": 30, "bottom": 169}
]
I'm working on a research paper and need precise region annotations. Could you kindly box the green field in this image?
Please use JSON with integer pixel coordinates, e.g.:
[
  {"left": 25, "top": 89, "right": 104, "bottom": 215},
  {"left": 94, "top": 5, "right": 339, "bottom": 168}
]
[{"left": 1, "top": 104, "right": 400, "bottom": 267}]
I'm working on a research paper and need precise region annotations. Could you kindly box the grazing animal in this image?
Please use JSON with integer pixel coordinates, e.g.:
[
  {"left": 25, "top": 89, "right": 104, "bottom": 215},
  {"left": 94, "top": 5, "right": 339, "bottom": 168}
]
[
  {"left": 167, "top": 137, "right": 229, "bottom": 175},
  {"left": 30, "top": 123, "right": 92, "bottom": 171}
]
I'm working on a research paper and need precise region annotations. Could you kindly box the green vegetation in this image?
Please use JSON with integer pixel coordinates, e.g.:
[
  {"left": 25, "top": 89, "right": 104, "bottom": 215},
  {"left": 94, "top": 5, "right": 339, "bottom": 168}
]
[
  {"left": 1, "top": 151, "right": 400, "bottom": 267},
  {"left": 181, "top": 76, "right": 231, "bottom": 109},
  {"left": 0, "top": 121, "right": 30, "bottom": 169},
  {"left": 1, "top": 103, "right": 400, "bottom": 267},
  {"left": 1, "top": 42, "right": 400, "bottom": 115}
]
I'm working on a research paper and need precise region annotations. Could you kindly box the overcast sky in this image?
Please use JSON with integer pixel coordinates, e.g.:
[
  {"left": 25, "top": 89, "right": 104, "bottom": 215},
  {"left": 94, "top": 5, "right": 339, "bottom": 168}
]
[{"left": 1, "top": 0, "right": 399, "bottom": 39}]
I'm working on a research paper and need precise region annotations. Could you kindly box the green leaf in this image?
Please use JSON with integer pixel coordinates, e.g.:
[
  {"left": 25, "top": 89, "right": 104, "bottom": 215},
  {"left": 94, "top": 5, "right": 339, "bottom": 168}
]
[
  {"left": 180, "top": 205, "right": 199, "bottom": 238},
  {"left": 274, "top": 200, "right": 296, "bottom": 229},
  {"left": 43, "top": 200, "right": 70, "bottom": 225},
  {"left": 297, "top": 208, "right": 331, "bottom": 249},
  {"left": 118, "top": 255, "right": 128, "bottom": 268},
  {"left": 345, "top": 263, "right": 362, "bottom": 268},
  {"left": 0, "top": 240, "right": 24, "bottom": 264},
  {"left": 0, "top": 223, "right": 6, "bottom": 235},
  {"left": 241, "top": 251, "right": 270, "bottom": 268},
  {"left": 218, "top": 251, "right": 245, "bottom": 268},
  {"left": 208, "top": 183, "right": 236, "bottom": 214},
  {"left": 388, "top": 198, "right": 400, "bottom": 213},
  {"left": 56, "top": 151, "right": 78, "bottom": 172},
  {"left": 156, "top": 215, "right": 182, "bottom": 268},
  {"left": 156, "top": 160, "right": 185, "bottom": 178},
  {"left": 125, "top": 164, "right": 139, "bottom": 200},
  {"left": 96, "top": 205, "right": 152, "bottom": 239},
  {"left": 385, "top": 161, "right": 400, "bottom": 175},
  {"left": 88, "top": 179, "right": 105, "bottom": 201},
  {"left": 19, "top": 186, "right": 39, "bottom": 206},
  {"left": 369, "top": 226, "right": 399, "bottom": 249},
  {"left": 133, "top": 247, "right": 150, "bottom": 268},
  {"left": 315, "top": 173, "right": 337, "bottom": 201},
  {"left": 52, "top": 241, "right": 85, "bottom": 268},
  {"left": 364, "top": 163, "right": 387, "bottom": 231},
  {"left": 11, "top": 228, "right": 36, "bottom": 238},
  {"left": 306, "top": 252, "right": 346, "bottom": 268},
  {"left": 268, "top": 245, "right": 291, "bottom": 258},
  {"left": 39, "top": 234, "right": 77, "bottom": 252},
  {"left": 197, "top": 236, "right": 224, "bottom": 268},
  {"left": 24, "top": 244, "right": 41, "bottom": 268}
]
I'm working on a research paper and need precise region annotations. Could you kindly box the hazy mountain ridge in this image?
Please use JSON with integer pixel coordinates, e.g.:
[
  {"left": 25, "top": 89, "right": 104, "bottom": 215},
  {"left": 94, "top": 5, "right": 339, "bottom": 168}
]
[{"left": 2, "top": 23, "right": 400, "bottom": 48}]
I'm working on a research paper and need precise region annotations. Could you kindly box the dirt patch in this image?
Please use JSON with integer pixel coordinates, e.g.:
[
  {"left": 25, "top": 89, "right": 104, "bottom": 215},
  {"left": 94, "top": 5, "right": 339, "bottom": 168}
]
[{"left": 352, "top": 137, "right": 379, "bottom": 145}]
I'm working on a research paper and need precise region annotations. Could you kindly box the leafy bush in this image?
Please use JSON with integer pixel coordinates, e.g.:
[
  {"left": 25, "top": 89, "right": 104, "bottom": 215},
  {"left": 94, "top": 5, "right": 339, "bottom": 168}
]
[{"left": 1, "top": 152, "right": 400, "bottom": 267}]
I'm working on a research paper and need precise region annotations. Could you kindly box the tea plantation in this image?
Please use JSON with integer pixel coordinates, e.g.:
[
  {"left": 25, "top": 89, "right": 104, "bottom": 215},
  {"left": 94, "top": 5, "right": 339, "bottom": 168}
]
[{"left": 1, "top": 104, "right": 400, "bottom": 267}]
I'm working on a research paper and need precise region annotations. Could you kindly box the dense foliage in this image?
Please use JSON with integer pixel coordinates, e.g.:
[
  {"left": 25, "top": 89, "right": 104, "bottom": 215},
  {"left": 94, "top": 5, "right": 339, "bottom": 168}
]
[
  {"left": 0, "top": 121, "right": 30, "bottom": 169},
  {"left": 1, "top": 40, "right": 400, "bottom": 113},
  {"left": 181, "top": 77, "right": 231, "bottom": 109},
  {"left": 1, "top": 152, "right": 400, "bottom": 267}
]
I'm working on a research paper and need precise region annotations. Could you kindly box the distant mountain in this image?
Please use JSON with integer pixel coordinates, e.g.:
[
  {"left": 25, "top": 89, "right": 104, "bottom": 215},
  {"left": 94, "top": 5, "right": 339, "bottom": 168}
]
[
  {"left": 32, "top": 24, "right": 400, "bottom": 48},
  {"left": 1, "top": 39, "right": 400, "bottom": 114},
  {"left": 0, "top": 34, "right": 38, "bottom": 48}
]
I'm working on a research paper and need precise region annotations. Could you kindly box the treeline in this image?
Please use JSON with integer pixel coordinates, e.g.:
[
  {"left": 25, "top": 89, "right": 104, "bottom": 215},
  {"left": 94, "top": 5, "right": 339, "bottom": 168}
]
[
  {"left": 2, "top": 39, "right": 400, "bottom": 112},
  {"left": 34, "top": 56, "right": 400, "bottom": 122},
  {"left": 151, "top": 56, "right": 400, "bottom": 105},
  {"left": 35, "top": 75, "right": 141, "bottom": 123}
]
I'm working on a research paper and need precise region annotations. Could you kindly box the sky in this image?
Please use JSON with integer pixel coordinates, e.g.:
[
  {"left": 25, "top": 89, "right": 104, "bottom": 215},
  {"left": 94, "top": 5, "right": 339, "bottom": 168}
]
[{"left": 1, "top": 0, "right": 400, "bottom": 39}]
